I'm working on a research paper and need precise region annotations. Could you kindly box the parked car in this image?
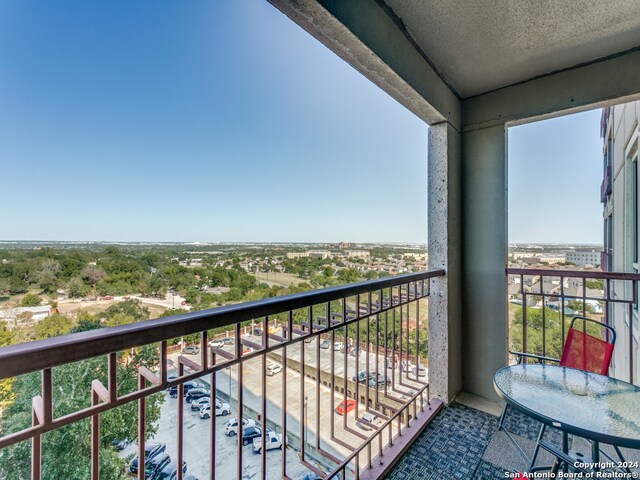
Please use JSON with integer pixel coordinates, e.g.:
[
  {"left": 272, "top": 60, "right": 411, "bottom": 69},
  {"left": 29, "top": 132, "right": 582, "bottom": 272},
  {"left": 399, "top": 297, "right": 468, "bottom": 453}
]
[
  {"left": 190, "top": 397, "right": 210, "bottom": 411},
  {"left": 356, "top": 412, "right": 379, "bottom": 431},
  {"left": 252, "top": 431, "right": 283, "bottom": 453},
  {"left": 152, "top": 460, "right": 187, "bottom": 480},
  {"left": 334, "top": 341, "right": 344, "bottom": 351},
  {"left": 185, "top": 388, "right": 210, "bottom": 403},
  {"left": 416, "top": 363, "right": 428, "bottom": 377},
  {"left": 129, "top": 443, "right": 166, "bottom": 474},
  {"left": 199, "top": 400, "right": 231, "bottom": 419},
  {"left": 335, "top": 399, "right": 356, "bottom": 416},
  {"left": 182, "top": 345, "right": 200, "bottom": 355},
  {"left": 369, "top": 374, "right": 391, "bottom": 388},
  {"left": 240, "top": 426, "right": 263, "bottom": 446},
  {"left": 252, "top": 328, "right": 263, "bottom": 336},
  {"left": 208, "top": 339, "right": 224, "bottom": 348},
  {"left": 222, "top": 337, "right": 235, "bottom": 345},
  {"left": 111, "top": 438, "right": 129, "bottom": 450},
  {"left": 225, "top": 417, "right": 256, "bottom": 436},
  {"left": 169, "top": 380, "right": 200, "bottom": 398},
  {"left": 349, "top": 348, "right": 361, "bottom": 357},
  {"left": 320, "top": 339, "right": 331, "bottom": 349},
  {"left": 299, "top": 473, "right": 322, "bottom": 480},
  {"left": 144, "top": 453, "right": 171, "bottom": 479},
  {"left": 266, "top": 363, "right": 282, "bottom": 376},
  {"left": 352, "top": 371, "right": 369, "bottom": 384},
  {"left": 401, "top": 360, "right": 414, "bottom": 373}
]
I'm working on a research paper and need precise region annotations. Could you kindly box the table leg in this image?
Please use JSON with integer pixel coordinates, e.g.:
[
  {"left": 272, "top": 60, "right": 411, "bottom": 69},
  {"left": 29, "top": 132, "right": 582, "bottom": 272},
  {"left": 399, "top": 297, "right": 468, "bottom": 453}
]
[
  {"left": 529, "top": 424, "right": 546, "bottom": 471},
  {"left": 591, "top": 440, "right": 600, "bottom": 471},
  {"left": 562, "top": 432, "right": 569, "bottom": 474}
]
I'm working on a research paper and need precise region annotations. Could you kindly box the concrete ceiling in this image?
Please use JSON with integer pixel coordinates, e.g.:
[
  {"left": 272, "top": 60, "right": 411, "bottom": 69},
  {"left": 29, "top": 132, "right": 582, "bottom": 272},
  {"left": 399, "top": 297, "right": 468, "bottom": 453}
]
[{"left": 382, "top": 0, "right": 640, "bottom": 98}]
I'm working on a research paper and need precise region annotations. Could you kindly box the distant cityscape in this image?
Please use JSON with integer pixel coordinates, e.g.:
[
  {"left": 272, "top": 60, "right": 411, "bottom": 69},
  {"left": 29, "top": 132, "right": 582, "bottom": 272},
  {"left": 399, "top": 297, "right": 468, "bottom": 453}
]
[{"left": 507, "top": 243, "right": 602, "bottom": 268}]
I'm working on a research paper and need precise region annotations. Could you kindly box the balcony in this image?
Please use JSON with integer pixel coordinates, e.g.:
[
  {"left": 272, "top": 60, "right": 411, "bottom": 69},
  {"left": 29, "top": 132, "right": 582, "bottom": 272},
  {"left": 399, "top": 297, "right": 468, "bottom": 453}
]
[
  {"left": 2, "top": 267, "right": 640, "bottom": 479},
  {"left": 0, "top": 271, "right": 446, "bottom": 480}
]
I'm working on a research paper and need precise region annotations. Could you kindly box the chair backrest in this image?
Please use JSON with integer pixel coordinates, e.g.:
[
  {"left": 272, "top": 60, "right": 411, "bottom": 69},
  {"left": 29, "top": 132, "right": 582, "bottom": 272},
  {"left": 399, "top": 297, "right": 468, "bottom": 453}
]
[{"left": 560, "top": 316, "right": 616, "bottom": 375}]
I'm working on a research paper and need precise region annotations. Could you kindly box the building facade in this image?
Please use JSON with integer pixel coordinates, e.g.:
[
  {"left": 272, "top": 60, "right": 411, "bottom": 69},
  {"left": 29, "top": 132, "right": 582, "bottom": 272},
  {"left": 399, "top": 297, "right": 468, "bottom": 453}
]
[
  {"left": 564, "top": 249, "right": 600, "bottom": 266},
  {"left": 601, "top": 102, "right": 640, "bottom": 382}
]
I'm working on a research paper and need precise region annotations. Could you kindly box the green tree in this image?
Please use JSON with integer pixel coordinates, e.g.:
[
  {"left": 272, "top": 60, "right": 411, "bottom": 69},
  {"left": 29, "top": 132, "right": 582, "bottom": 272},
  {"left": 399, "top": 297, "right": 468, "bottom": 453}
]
[
  {"left": 0, "top": 321, "right": 13, "bottom": 409},
  {"left": 585, "top": 280, "right": 604, "bottom": 290},
  {"left": 35, "top": 259, "right": 61, "bottom": 293},
  {"left": 0, "top": 345, "right": 163, "bottom": 479},
  {"left": 67, "top": 277, "right": 89, "bottom": 299},
  {"left": 99, "top": 299, "right": 149, "bottom": 324},
  {"left": 21, "top": 293, "right": 42, "bottom": 307},
  {"left": 34, "top": 313, "right": 73, "bottom": 339},
  {"left": 103, "top": 313, "right": 136, "bottom": 327},
  {"left": 337, "top": 268, "right": 360, "bottom": 284}
]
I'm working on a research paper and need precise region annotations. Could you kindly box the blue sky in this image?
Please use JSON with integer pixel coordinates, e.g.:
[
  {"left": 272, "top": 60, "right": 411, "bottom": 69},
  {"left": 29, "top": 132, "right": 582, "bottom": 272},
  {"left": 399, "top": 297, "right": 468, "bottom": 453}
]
[
  {"left": 508, "top": 109, "right": 603, "bottom": 245},
  {"left": 0, "top": 1, "right": 602, "bottom": 245}
]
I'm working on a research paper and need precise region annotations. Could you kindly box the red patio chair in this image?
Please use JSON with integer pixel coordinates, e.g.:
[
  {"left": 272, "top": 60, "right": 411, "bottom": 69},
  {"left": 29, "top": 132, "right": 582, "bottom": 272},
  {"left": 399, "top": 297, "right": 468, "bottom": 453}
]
[{"left": 499, "top": 315, "right": 616, "bottom": 471}]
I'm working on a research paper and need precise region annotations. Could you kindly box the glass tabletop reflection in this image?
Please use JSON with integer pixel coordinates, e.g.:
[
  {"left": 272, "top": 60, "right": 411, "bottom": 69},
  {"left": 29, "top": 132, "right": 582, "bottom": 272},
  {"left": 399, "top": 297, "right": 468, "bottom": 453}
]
[{"left": 494, "top": 364, "right": 640, "bottom": 448}]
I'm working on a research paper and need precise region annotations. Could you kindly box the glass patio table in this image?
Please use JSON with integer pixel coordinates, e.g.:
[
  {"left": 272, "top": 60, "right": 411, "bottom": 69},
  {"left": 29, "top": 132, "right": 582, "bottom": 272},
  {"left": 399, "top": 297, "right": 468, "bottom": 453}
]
[{"left": 494, "top": 364, "right": 640, "bottom": 472}]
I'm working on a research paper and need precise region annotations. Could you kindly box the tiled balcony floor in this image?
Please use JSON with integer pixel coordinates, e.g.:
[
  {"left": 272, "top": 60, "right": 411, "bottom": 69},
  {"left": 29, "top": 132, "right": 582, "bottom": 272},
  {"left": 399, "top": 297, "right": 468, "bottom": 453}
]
[{"left": 386, "top": 402, "right": 640, "bottom": 479}]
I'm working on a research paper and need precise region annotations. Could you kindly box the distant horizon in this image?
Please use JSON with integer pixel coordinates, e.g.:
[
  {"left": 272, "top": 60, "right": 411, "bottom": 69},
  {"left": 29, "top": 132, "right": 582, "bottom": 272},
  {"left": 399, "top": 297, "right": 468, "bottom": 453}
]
[
  {"left": 0, "top": 239, "right": 603, "bottom": 247},
  {"left": 0, "top": 239, "right": 426, "bottom": 246}
]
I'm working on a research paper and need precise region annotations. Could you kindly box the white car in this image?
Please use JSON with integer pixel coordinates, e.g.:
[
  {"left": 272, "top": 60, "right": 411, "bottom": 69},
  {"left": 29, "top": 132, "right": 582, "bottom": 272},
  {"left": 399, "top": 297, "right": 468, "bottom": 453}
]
[
  {"left": 209, "top": 339, "right": 224, "bottom": 348},
  {"left": 334, "top": 341, "right": 344, "bottom": 351},
  {"left": 225, "top": 417, "right": 256, "bottom": 436},
  {"left": 416, "top": 364, "right": 427, "bottom": 377},
  {"left": 190, "top": 397, "right": 210, "bottom": 411},
  {"left": 266, "top": 363, "right": 282, "bottom": 376},
  {"left": 200, "top": 400, "right": 231, "bottom": 419},
  {"left": 356, "top": 412, "right": 380, "bottom": 431},
  {"left": 252, "top": 431, "right": 283, "bottom": 453},
  {"left": 401, "top": 360, "right": 414, "bottom": 373}
]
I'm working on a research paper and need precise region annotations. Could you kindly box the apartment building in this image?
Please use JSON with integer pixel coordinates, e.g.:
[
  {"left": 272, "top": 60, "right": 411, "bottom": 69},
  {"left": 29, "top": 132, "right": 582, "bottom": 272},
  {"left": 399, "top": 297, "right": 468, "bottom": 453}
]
[
  {"left": 601, "top": 102, "right": 640, "bottom": 382},
  {"left": 564, "top": 249, "right": 600, "bottom": 266}
]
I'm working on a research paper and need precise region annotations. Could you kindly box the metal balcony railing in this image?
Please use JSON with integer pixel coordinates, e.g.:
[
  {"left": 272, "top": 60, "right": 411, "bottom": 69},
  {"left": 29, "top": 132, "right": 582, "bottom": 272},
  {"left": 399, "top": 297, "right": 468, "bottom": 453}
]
[
  {"left": 507, "top": 268, "right": 640, "bottom": 384},
  {"left": 0, "top": 269, "right": 444, "bottom": 480}
]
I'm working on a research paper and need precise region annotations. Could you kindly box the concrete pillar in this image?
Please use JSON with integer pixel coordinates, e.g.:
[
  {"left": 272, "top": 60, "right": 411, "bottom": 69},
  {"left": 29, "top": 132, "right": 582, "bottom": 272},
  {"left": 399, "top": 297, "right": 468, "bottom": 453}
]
[
  {"left": 427, "top": 121, "right": 462, "bottom": 403},
  {"left": 461, "top": 124, "right": 508, "bottom": 401}
]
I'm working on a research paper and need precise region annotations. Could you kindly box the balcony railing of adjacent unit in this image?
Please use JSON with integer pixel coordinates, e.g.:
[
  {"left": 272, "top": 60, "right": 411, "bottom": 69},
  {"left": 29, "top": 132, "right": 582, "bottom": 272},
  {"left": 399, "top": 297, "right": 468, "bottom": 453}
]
[
  {"left": 0, "top": 270, "right": 444, "bottom": 480},
  {"left": 507, "top": 268, "right": 640, "bottom": 384}
]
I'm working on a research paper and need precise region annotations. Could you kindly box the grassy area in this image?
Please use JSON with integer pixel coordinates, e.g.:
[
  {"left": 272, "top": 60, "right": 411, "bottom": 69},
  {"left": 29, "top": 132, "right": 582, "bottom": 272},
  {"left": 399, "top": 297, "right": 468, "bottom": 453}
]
[
  {"left": 253, "top": 272, "right": 307, "bottom": 287},
  {"left": 57, "top": 300, "right": 168, "bottom": 319}
]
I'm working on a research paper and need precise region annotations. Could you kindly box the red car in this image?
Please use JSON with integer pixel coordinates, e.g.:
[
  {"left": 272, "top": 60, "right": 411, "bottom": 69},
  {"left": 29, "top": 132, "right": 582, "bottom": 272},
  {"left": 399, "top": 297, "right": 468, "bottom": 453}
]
[{"left": 335, "top": 399, "right": 356, "bottom": 415}]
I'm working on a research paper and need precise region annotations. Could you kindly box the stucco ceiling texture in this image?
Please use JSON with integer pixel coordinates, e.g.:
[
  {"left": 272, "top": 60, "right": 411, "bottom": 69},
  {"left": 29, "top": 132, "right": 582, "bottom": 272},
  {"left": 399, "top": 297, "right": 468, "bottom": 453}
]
[{"left": 383, "top": 0, "right": 640, "bottom": 98}]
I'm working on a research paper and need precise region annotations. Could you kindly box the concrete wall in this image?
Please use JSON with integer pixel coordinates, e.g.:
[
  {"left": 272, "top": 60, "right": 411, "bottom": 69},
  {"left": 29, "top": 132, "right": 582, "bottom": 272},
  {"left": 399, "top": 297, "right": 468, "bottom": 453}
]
[
  {"left": 427, "top": 122, "right": 462, "bottom": 403},
  {"left": 461, "top": 125, "right": 508, "bottom": 401}
]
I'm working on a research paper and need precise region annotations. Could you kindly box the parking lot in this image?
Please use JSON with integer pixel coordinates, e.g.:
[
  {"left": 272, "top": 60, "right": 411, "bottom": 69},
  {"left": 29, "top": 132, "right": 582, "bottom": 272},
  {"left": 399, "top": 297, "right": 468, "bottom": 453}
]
[
  {"left": 123, "top": 330, "right": 427, "bottom": 479},
  {"left": 118, "top": 389, "right": 311, "bottom": 480}
]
